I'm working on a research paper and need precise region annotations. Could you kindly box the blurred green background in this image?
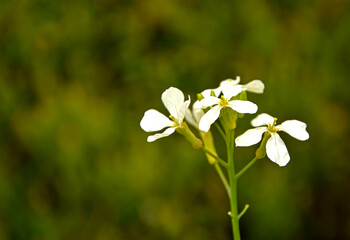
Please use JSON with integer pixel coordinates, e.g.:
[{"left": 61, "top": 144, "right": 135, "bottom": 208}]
[{"left": 0, "top": 0, "right": 349, "bottom": 239}]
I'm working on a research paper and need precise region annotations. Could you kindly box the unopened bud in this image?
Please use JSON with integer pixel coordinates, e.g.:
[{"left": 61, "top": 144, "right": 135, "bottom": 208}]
[{"left": 197, "top": 93, "right": 204, "bottom": 101}]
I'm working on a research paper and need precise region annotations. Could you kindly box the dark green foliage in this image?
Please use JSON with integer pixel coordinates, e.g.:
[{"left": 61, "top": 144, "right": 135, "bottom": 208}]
[{"left": 0, "top": 0, "right": 349, "bottom": 239}]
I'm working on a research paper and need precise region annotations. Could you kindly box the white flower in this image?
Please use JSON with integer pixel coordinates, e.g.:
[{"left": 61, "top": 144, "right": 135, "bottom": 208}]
[
  {"left": 198, "top": 86, "right": 258, "bottom": 132},
  {"left": 220, "top": 76, "right": 265, "bottom": 95},
  {"left": 185, "top": 86, "right": 224, "bottom": 129},
  {"left": 140, "top": 87, "right": 190, "bottom": 142},
  {"left": 235, "top": 113, "right": 309, "bottom": 167}
]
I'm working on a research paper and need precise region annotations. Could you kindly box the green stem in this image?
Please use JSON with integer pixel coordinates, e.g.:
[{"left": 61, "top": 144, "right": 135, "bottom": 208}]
[
  {"left": 215, "top": 122, "right": 226, "bottom": 140},
  {"left": 226, "top": 130, "right": 241, "bottom": 240},
  {"left": 214, "top": 163, "right": 231, "bottom": 197},
  {"left": 202, "top": 147, "right": 229, "bottom": 169},
  {"left": 238, "top": 204, "right": 250, "bottom": 219},
  {"left": 236, "top": 157, "right": 259, "bottom": 180}
]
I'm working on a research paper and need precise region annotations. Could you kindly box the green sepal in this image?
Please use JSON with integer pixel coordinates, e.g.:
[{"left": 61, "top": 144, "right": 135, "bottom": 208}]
[
  {"left": 220, "top": 107, "right": 238, "bottom": 131},
  {"left": 176, "top": 122, "right": 203, "bottom": 149},
  {"left": 256, "top": 132, "right": 271, "bottom": 159}
]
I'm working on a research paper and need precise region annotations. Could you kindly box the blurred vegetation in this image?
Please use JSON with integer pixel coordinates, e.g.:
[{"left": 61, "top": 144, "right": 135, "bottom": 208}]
[{"left": 0, "top": 0, "right": 349, "bottom": 239}]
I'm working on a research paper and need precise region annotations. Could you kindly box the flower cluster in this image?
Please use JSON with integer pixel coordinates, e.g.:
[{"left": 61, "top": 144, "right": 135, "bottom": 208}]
[{"left": 140, "top": 76, "right": 309, "bottom": 166}]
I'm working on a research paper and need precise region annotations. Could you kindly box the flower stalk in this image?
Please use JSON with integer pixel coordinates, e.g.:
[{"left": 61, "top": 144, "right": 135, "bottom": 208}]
[
  {"left": 202, "top": 147, "right": 228, "bottom": 169},
  {"left": 226, "top": 129, "right": 241, "bottom": 240},
  {"left": 236, "top": 157, "right": 259, "bottom": 180}
]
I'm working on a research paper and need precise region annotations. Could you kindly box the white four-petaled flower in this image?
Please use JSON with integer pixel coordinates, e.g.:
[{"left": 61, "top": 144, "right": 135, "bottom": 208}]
[
  {"left": 235, "top": 113, "right": 309, "bottom": 167},
  {"left": 198, "top": 85, "right": 258, "bottom": 132},
  {"left": 220, "top": 76, "right": 265, "bottom": 95},
  {"left": 140, "top": 87, "right": 190, "bottom": 142}
]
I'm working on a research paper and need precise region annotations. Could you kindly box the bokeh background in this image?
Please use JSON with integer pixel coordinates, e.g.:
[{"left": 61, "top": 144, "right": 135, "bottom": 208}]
[{"left": 0, "top": 0, "right": 349, "bottom": 239}]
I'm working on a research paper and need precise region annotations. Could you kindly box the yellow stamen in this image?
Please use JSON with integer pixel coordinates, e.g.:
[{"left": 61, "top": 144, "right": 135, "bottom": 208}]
[
  {"left": 268, "top": 118, "right": 279, "bottom": 133},
  {"left": 219, "top": 96, "right": 229, "bottom": 107},
  {"left": 169, "top": 115, "right": 179, "bottom": 127},
  {"left": 273, "top": 117, "right": 278, "bottom": 126}
]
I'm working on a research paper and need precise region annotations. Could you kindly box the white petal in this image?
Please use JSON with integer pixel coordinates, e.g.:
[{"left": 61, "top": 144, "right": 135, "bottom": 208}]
[
  {"left": 242, "top": 80, "right": 265, "bottom": 93},
  {"left": 220, "top": 77, "right": 242, "bottom": 99},
  {"left": 222, "top": 85, "right": 243, "bottom": 100},
  {"left": 200, "top": 96, "right": 220, "bottom": 107},
  {"left": 228, "top": 100, "right": 258, "bottom": 114},
  {"left": 251, "top": 113, "right": 275, "bottom": 127},
  {"left": 193, "top": 100, "right": 203, "bottom": 109},
  {"left": 235, "top": 127, "right": 267, "bottom": 146},
  {"left": 220, "top": 77, "right": 241, "bottom": 88},
  {"left": 201, "top": 87, "right": 221, "bottom": 98},
  {"left": 185, "top": 103, "right": 204, "bottom": 128},
  {"left": 266, "top": 133, "right": 290, "bottom": 167},
  {"left": 178, "top": 97, "right": 191, "bottom": 123},
  {"left": 192, "top": 101, "right": 205, "bottom": 123},
  {"left": 147, "top": 127, "right": 176, "bottom": 142},
  {"left": 140, "top": 109, "right": 174, "bottom": 132},
  {"left": 161, "top": 87, "right": 185, "bottom": 120},
  {"left": 199, "top": 105, "right": 222, "bottom": 132},
  {"left": 185, "top": 109, "right": 197, "bottom": 128},
  {"left": 278, "top": 120, "right": 309, "bottom": 141},
  {"left": 193, "top": 108, "right": 204, "bottom": 124}
]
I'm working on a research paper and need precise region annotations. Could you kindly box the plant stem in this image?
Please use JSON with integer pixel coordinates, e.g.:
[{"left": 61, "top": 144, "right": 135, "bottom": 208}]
[
  {"left": 201, "top": 147, "right": 230, "bottom": 196},
  {"left": 214, "top": 163, "right": 231, "bottom": 197},
  {"left": 238, "top": 204, "right": 250, "bottom": 219},
  {"left": 215, "top": 122, "right": 226, "bottom": 140},
  {"left": 202, "top": 147, "right": 229, "bottom": 168},
  {"left": 226, "top": 129, "right": 241, "bottom": 240},
  {"left": 236, "top": 157, "right": 258, "bottom": 179}
]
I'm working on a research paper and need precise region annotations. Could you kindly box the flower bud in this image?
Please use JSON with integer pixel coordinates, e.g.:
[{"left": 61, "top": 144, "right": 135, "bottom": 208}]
[
  {"left": 220, "top": 107, "right": 238, "bottom": 131},
  {"left": 177, "top": 122, "right": 203, "bottom": 149},
  {"left": 197, "top": 93, "right": 204, "bottom": 101},
  {"left": 200, "top": 131, "right": 218, "bottom": 165},
  {"left": 255, "top": 131, "right": 271, "bottom": 159}
]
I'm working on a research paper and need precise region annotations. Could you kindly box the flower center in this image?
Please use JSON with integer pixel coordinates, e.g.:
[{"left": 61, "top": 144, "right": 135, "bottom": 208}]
[
  {"left": 267, "top": 118, "right": 279, "bottom": 132},
  {"left": 219, "top": 96, "right": 229, "bottom": 107},
  {"left": 169, "top": 115, "right": 180, "bottom": 127}
]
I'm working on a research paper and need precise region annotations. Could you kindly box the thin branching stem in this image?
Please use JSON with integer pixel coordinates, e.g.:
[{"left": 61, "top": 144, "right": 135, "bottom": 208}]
[
  {"left": 238, "top": 204, "right": 250, "bottom": 219},
  {"left": 202, "top": 147, "right": 229, "bottom": 169},
  {"left": 214, "top": 163, "right": 231, "bottom": 197},
  {"left": 236, "top": 157, "right": 259, "bottom": 179},
  {"left": 214, "top": 122, "right": 226, "bottom": 140}
]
